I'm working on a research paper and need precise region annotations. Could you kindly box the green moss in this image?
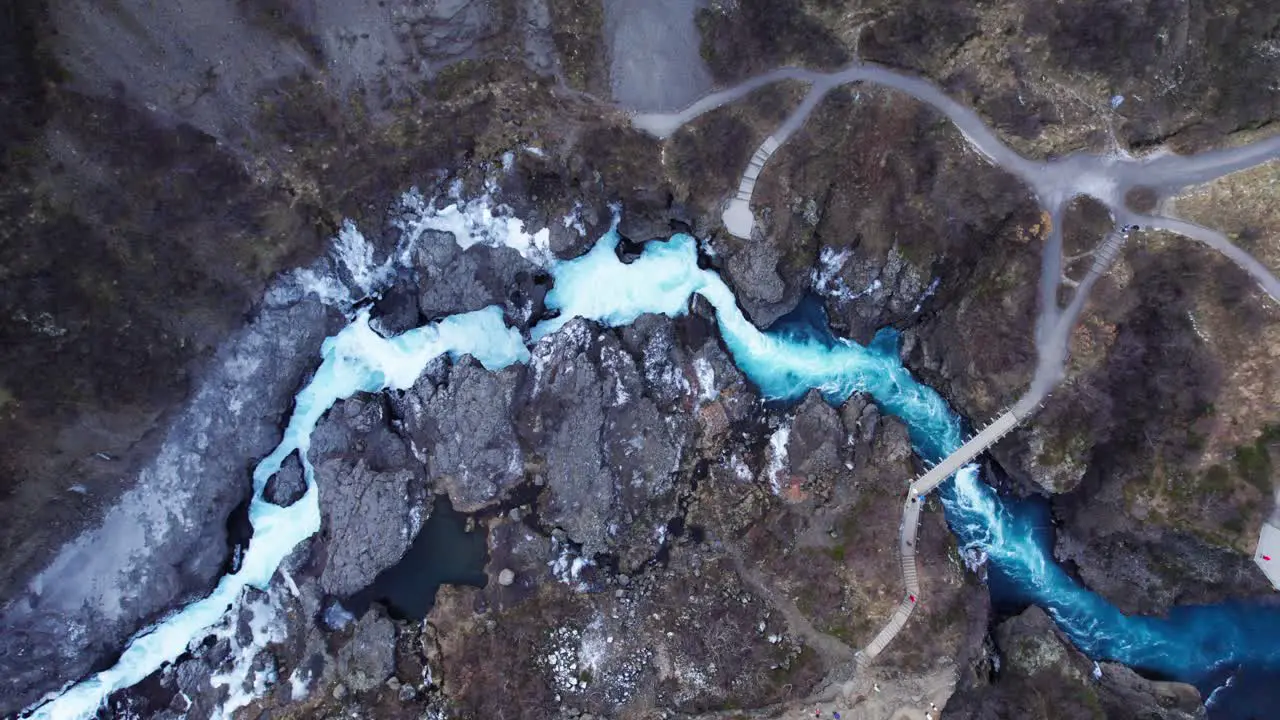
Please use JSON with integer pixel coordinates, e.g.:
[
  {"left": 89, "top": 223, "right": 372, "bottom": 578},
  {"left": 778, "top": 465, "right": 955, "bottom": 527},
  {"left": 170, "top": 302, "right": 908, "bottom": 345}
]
[
  {"left": 1261, "top": 424, "right": 1280, "bottom": 444},
  {"left": 432, "top": 59, "right": 490, "bottom": 101},
  {"left": 1202, "top": 464, "right": 1233, "bottom": 496},
  {"left": 1234, "top": 442, "right": 1273, "bottom": 495},
  {"left": 1077, "top": 684, "right": 1105, "bottom": 720},
  {"left": 547, "top": 0, "right": 605, "bottom": 93}
]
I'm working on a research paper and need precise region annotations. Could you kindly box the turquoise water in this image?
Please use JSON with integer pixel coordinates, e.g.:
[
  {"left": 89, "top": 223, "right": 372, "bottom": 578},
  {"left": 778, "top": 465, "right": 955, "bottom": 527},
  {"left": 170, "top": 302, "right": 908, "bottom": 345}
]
[
  {"left": 535, "top": 231, "right": 1280, "bottom": 713},
  {"left": 35, "top": 229, "right": 1276, "bottom": 717},
  {"left": 30, "top": 307, "right": 529, "bottom": 719}
]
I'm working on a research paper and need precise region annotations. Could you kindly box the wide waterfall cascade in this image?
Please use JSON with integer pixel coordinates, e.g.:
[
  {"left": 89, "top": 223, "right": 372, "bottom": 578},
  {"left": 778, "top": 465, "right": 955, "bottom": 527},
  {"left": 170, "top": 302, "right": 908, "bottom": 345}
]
[{"left": 30, "top": 230, "right": 1280, "bottom": 718}]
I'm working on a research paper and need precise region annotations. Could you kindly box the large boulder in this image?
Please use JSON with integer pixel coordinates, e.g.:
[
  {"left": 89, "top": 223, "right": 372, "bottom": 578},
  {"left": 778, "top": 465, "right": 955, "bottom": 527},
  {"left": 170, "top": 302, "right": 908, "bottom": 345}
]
[
  {"left": 414, "top": 231, "right": 548, "bottom": 329},
  {"left": 393, "top": 358, "right": 527, "bottom": 512},
  {"left": 336, "top": 606, "right": 397, "bottom": 694},
  {"left": 520, "top": 318, "right": 693, "bottom": 565},
  {"left": 308, "top": 395, "right": 427, "bottom": 597}
]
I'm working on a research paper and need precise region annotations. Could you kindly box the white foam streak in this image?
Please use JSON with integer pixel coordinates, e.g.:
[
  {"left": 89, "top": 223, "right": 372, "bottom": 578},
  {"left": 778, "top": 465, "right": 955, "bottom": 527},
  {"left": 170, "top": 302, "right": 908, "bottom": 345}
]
[
  {"left": 401, "top": 189, "right": 553, "bottom": 266},
  {"left": 27, "top": 307, "right": 527, "bottom": 720}
]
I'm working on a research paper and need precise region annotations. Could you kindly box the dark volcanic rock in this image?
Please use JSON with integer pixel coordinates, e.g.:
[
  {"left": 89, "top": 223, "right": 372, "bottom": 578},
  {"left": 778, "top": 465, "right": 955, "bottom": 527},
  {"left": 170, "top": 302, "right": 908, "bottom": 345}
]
[
  {"left": 521, "top": 318, "right": 693, "bottom": 563},
  {"left": 369, "top": 273, "right": 424, "bottom": 337},
  {"left": 788, "top": 390, "right": 845, "bottom": 486},
  {"left": 947, "top": 606, "right": 1204, "bottom": 720},
  {"left": 394, "top": 358, "right": 527, "bottom": 512},
  {"left": 307, "top": 395, "right": 427, "bottom": 597},
  {"left": 724, "top": 236, "right": 790, "bottom": 327},
  {"left": 414, "top": 232, "right": 548, "bottom": 329},
  {"left": 337, "top": 606, "right": 396, "bottom": 693},
  {"left": 264, "top": 454, "right": 308, "bottom": 508},
  {"left": 1055, "top": 522, "right": 1273, "bottom": 617}
]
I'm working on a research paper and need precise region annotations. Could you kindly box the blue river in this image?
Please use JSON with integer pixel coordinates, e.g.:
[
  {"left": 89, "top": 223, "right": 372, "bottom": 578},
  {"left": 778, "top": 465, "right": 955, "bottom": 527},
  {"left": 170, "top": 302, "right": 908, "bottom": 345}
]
[
  {"left": 32, "top": 228, "right": 1278, "bottom": 718},
  {"left": 538, "top": 231, "right": 1280, "bottom": 717}
]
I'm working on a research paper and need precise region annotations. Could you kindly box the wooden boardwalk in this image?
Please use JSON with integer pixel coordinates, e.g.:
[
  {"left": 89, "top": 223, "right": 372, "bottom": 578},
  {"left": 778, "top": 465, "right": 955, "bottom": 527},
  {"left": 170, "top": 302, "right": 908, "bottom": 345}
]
[
  {"left": 908, "top": 410, "right": 1020, "bottom": 497},
  {"left": 861, "top": 494, "right": 924, "bottom": 660},
  {"left": 861, "top": 404, "right": 1037, "bottom": 662}
]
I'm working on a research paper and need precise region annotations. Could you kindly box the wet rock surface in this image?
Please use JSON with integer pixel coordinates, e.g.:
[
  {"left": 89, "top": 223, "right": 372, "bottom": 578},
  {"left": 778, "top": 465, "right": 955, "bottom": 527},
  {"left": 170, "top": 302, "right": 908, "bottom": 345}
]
[
  {"left": 947, "top": 606, "right": 1205, "bottom": 719},
  {"left": 520, "top": 317, "right": 692, "bottom": 562},
  {"left": 308, "top": 395, "right": 428, "bottom": 597},
  {"left": 395, "top": 358, "right": 527, "bottom": 512},
  {"left": 264, "top": 454, "right": 307, "bottom": 508}
]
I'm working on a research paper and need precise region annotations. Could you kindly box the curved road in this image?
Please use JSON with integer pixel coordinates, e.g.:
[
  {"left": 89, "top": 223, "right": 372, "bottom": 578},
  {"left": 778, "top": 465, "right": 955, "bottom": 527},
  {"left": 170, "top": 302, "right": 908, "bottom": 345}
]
[{"left": 635, "top": 61, "right": 1280, "bottom": 666}]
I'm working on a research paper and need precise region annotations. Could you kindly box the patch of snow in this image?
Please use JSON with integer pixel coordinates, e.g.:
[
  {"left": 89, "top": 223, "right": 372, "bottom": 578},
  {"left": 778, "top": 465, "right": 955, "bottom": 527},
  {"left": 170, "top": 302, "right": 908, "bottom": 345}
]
[
  {"left": 763, "top": 423, "right": 792, "bottom": 495},
  {"left": 562, "top": 201, "right": 588, "bottom": 237},
  {"left": 13, "top": 309, "right": 67, "bottom": 337},
  {"left": 288, "top": 666, "right": 311, "bottom": 702},
  {"left": 811, "top": 246, "right": 854, "bottom": 301},
  {"left": 654, "top": 524, "right": 668, "bottom": 546},
  {"left": 549, "top": 537, "right": 593, "bottom": 592},
  {"left": 291, "top": 267, "right": 353, "bottom": 309},
  {"left": 401, "top": 187, "right": 554, "bottom": 266},
  {"left": 693, "top": 357, "right": 717, "bottom": 401},
  {"left": 322, "top": 600, "right": 356, "bottom": 631},
  {"left": 578, "top": 616, "right": 609, "bottom": 672},
  {"left": 523, "top": 145, "right": 546, "bottom": 157},
  {"left": 333, "top": 221, "right": 395, "bottom": 297},
  {"left": 913, "top": 276, "right": 942, "bottom": 313},
  {"left": 209, "top": 589, "right": 287, "bottom": 720},
  {"left": 1188, "top": 310, "right": 1211, "bottom": 342},
  {"left": 279, "top": 568, "right": 301, "bottom": 599}
]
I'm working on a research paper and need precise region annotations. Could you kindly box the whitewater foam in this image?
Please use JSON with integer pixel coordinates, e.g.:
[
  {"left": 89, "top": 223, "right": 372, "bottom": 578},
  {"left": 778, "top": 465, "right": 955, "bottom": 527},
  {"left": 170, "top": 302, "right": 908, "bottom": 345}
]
[
  {"left": 37, "top": 219, "right": 1280, "bottom": 718},
  {"left": 26, "top": 307, "right": 527, "bottom": 719}
]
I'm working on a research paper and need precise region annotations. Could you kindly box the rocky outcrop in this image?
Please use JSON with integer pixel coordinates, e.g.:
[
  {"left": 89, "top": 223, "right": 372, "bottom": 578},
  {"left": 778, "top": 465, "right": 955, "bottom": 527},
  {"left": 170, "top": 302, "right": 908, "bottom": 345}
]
[
  {"left": 947, "top": 606, "right": 1205, "bottom": 719},
  {"left": 1055, "top": 529, "right": 1272, "bottom": 616},
  {"left": 264, "top": 454, "right": 308, "bottom": 508},
  {"left": 712, "top": 82, "right": 1041, "bottom": 341},
  {"left": 419, "top": 374, "right": 986, "bottom": 719},
  {"left": 0, "top": 294, "right": 338, "bottom": 715},
  {"left": 394, "top": 358, "right": 527, "bottom": 512},
  {"left": 336, "top": 607, "right": 397, "bottom": 693},
  {"left": 414, "top": 234, "right": 549, "bottom": 327},
  {"left": 308, "top": 395, "right": 428, "bottom": 597},
  {"left": 520, "top": 317, "right": 693, "bottom": 563}
]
